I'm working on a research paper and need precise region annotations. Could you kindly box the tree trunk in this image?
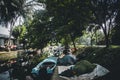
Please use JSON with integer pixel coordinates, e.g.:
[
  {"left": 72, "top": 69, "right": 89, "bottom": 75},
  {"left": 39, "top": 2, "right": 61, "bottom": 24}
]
[
  {"left": 70, "top": 34, "right": 77, "bottom": 51},
  {"left": 7, "top": 26, "right": 13, "bottom": 46},
  {"left": 105, "top": 34, "right": 109, "bottom": 47},
  {"left": 103, "top": 30, "right": 110, "bottom": 48},
  {"left": 7, "top": 20, "right": 15, "bottom": 46},
  {"left": 90, "top": 34, "right": 94, "bottom": 46},
  {"left": 90, "top": 36, "right": 92, "bottom": 46},
  {"left": 95, "top": 32, "right": 98, "bottom": 45},
  {"left": 101, "top": 25, "right": 110, "bottom": 48},
  {"left": 64, "top": 36, "right": 69, "bottom": 49},
  {"left": 72, "top": 39, "right": 77, "bottom": 51},
  {"left": 7, "top": 22, "right": 15, "bottom": 51}
]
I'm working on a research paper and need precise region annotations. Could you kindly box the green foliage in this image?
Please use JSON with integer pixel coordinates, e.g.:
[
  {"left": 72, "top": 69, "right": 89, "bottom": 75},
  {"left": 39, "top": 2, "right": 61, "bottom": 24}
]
[
  {"left": 76, "top": 47, "right": 99, "bottom": 59},
  {"left": 0, "top": 0, "right": 41, "bottom": 24},
  {"left": 37, "top": 0, "right": 93, "bottom": 47},
  {"left": 12, "top": 25, "right": 27, "bottom": 42},
  {"left": 0, "top": 0, "right": 24, "bottom": 23},
  {"left": 27, "top": 12, "right": 52, "bottom": 49},
  {"left": 31, "top": 53, "right": 48, "bottom": 65},
  {"left": 73, "top": 60, "right": 96, "bottom": 76},
  {"left": 91, "top": 0, "right": 119, "bottom": 47},
  {"left": 60, "top": 35, "right": 71, "bottom": 45}
]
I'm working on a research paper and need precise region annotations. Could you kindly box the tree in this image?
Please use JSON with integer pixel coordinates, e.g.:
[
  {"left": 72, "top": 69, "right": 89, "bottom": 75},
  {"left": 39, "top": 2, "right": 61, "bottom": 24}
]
[
  {"left": 111, "top": 1, "right": 120, "bottom": 45},
  {"left": 91, "top": 0, "right": 118, "bottom": 47},
  {"left": 0, "top": 0, "right": 42, "bottom": 24},
  {"left": 111, "top": 26, "right": 120, "bottom": 45},
  {"left": 26, "top": 11, "right": 52, "bottom": 49},
  {"left": 0, "top": 0, "right": 43, "bottom": 46},
  {"left": 0, "top": 0, "right": 23, "bottom": 23},
  {"left": 38, "top": 0, "right": 93, "bottom": 50},
  {"left": 12, "top": 25, "right": 27, "bottom": 45},
  {"left": 86, "top": 24, "right": 101, "bottom": 46}
]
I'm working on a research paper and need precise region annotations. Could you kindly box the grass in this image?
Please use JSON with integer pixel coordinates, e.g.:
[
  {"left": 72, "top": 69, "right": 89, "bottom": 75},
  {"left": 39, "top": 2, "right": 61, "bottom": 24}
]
[
  {"left": 76, "top": 46, "right": 120, "bottom": 67},
  {"left": 0, "top": 51, "right": 18, "bottom": 63},
  {"left": 109, "top": 45, "right": 120, "bottom": 48}
]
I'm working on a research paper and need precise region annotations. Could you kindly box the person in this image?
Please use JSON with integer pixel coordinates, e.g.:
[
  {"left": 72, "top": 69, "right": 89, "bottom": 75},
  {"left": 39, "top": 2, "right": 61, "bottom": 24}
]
[{"left": 58, "top": 49, "right": 76, "bottom": 65}]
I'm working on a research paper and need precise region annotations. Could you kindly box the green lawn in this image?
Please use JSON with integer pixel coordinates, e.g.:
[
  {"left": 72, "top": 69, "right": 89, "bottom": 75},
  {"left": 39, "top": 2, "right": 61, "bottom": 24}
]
[{"left": 0, "top": 51, "right": 18, "bottom": 62}]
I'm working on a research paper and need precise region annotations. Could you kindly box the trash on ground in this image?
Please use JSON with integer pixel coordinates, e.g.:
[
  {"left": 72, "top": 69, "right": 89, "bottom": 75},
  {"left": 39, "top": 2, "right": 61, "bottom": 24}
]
[{"left": 58, "top": 63, "right": 110, "bottom": 80}]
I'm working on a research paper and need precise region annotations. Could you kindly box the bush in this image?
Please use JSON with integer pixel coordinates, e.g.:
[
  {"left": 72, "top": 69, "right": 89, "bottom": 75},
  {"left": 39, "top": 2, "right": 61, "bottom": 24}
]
[
  {"left": 31, "top": 53, "right": 48, "bottom": 65},
  {"left": 76, "top": 47, "right": 100, "bottom": 60}
]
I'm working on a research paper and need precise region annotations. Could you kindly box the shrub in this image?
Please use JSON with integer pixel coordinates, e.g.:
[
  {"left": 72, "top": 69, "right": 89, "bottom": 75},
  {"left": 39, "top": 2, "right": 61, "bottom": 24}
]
[
  {"left": 31, "top": 53, "right": 48, "bottom": 65},
  {"left": 76, "top": 47, "right": 100, "bottom": 61}
]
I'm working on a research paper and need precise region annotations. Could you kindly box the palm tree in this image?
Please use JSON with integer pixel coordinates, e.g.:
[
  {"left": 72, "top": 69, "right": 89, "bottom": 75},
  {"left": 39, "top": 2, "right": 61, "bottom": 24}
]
[
  {"left": 0, "top": 0, "right": 43, "bottom": 47},
  {"left": 0, "top": 0, "right": 43, "bottom": 23}
]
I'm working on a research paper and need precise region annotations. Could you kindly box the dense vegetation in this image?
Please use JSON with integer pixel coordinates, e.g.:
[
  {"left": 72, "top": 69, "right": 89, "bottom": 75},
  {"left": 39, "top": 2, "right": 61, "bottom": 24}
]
[
  {"left": 0, "top": 51, "right": 48, "bottom": 73},
  {"left": 1, "top": 0, "right": 120, "bottom": 49}
]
